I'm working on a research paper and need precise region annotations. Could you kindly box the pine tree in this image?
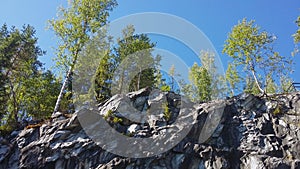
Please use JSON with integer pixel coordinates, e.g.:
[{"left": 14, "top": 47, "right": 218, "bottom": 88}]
[
  {"left": 94, "top": 25, "right": 160, "bottom": 100},
  {"left": 111, "top": 25, "right": 158, "bottom": 94},
  {"left": 95, "top": 51, "right": 113, "bottom": 102},
  {"left": 0, "top": 24, "right": 60, "bottom": 132}
]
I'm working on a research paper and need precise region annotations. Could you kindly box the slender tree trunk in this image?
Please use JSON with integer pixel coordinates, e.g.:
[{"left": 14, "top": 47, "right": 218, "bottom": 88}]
[
  {"left": 251, "top": 69, "right": 264, "bottom": 94},
  {"left": 53, "top": 18, "right": 88, "bottom": 114},
  {"left": 53, "top": 51, "right": 79, "bottom": 114},
  {"left": 53, "top": 68, "right": 72, "bottom": 113}
]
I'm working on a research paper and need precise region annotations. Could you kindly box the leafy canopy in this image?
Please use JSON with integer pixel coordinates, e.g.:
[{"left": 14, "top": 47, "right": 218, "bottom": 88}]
[
  {"left": 0, "top": 24, "right": 60, "bottom": 134},
  {"left": 223, "top": 18, "right": 292, "bottom": 95},
  {"left": 49, "top": 0, "right": 117, "bottom": 113}
]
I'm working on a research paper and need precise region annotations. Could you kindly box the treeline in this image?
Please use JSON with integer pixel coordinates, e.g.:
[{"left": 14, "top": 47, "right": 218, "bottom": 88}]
[
  {"left": 0, "top": 25, "right": 61, "bottom": 132},
  {"left": 0, "top": 0, "right": 299, "bottom": 134}
]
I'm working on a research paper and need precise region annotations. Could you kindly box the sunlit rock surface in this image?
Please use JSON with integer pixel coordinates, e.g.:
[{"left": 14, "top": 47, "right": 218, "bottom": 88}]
[{"left": 0, "top": 88, "right": 300, "bottom": 169}]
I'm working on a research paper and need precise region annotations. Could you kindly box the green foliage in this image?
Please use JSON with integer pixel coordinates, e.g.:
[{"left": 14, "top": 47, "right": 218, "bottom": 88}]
[
  {"left": 293, "top": 16, "right": 300, "bottom": 55},
  {"left": 225, "top": 64, "right": 241, "bottom": 96},
  {"left": 113, "top": 25, "right": 158, "bottom": 93},
  {"left": 189, "top": 63, "right": 212, "bottom": 102},
  {"left": 0, "top": 24, "right": 44, "bottom": 127},
  {"left": 153, "top": 55, "right": 163, "bottom": 89},
  {"left": 95, "top": 50, "right": 113, "bottom": 102},
  {"left": 104, "top": 109, "right": 122, "bottom": 124},
  {"left": 154, "top": 63, "right": 182, "bottom": 94},
  {"left": 112, "top": 117, "right": 123, "bottom": 124},
  {"left": 157, "top": 64, "right": 180, "bottom": 93},
  {"left": 103, "top": 109, "right": 113, "bottom": 120},
  {"left": 272, "top": 104, "right": 283, "bottom": 116},
  {"left": 94, "top": 25, "right": 160, "bottom": 99},
  {"left": 244, "top": 76, "right": 261, "bottom": 95},
  {"left": 265, "top": 74, "right": 277, "bottom": 94},
  {"left": 129, "top": 68, "right": 156, "bottom": 92},
  {"left": 0, "top": 124, "right": 14, "bottom": 135},
  {"left": 49, "top": 0, "right": 117, "bottom": 71},
  {"left": 199, "top": 51, "right": 226, "bottom": 98},
  {"left": 223, "top": 18, "right": 292, "bottom": 95},
  {"left": 49, "top": 0, "right": 117, "bottom": 112},
  {"left": 162, "top": 102, "right": 171, "bottom": 121},
  {"left": 0, "top": 24, "right": 60, "bottom": 133},
  {"left": 280, "top": 76, "right": 294, "bottom": 93},
  {"left": 182, "top": 50, "right": 225, "bottom": 101},
  {"left": 21, "top": 71, "right": 61, "bottom": 119},
  {"left": 161, "top": 85, "right": 171, "bottom": 92},
  {"left": 71, "top": 29, "right": 111, "bottom": 104},
  {"left": 168, "top": 65, "right": 176, "bottom": 91},
  {"left": 293, "top": 16, "right": 300, "bottom": 44},
  {"left": 179, "top": 80, "right": 193, "bottom": 100}
]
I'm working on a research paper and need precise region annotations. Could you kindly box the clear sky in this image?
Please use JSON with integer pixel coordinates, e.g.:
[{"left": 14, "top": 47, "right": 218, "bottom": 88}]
[{"left": 0, "top": 0, "right": 299, "bottom": 82}]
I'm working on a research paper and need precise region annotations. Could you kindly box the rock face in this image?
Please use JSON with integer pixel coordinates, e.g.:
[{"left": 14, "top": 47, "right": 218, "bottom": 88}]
[{"left": 1, "top": 88, "right": 300, "bottom": 169}]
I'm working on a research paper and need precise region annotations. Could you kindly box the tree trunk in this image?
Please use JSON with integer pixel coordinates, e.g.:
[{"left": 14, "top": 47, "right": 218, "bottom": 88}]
[
  {"left": 53, "top": 50, "right": 79, "bottom": 114},
  {"left": 53, "top": 67, "right": 72, "bottom": 114},
  {"left": 251, "top": 69, "right": 265, "bottom": 94}
]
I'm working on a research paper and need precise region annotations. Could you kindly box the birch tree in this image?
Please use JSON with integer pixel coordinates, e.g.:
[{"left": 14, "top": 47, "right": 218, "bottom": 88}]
[
  {"left": 49, "top": 0, "right": 117, "bottom": 113},
  {"left": 223, "top": 18, "right": 292, "bottom": 95}
]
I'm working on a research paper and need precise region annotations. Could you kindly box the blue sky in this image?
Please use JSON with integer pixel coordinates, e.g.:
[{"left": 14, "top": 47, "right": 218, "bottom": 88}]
[{"left": 0, "top": 0, "right": 299, "bottom": 83}]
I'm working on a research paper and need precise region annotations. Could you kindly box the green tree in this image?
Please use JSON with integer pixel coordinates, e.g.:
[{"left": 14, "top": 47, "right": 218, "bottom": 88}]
[
  {"left": 21, "top": 71, "right": 61, "bottom": 119},
  {"left": 179, "top": 80, "right": 193, "bottom": 99},
  {"left": 165, "top": 64, "right": 182, "bottom": 93},
  {"left": 94, "top": 25, "right": 160, "bottom": 100},
  {"left": 111, "top": 25, "right": 158, "bottom": 94},
  {"left": 0, "top": 25, "right": 43, "bottom": 127},
  {"left": 153, "top": 54, "right": 163, "bottom": 88},
  {"left": 0, "top": 26, "right": 10, "bottom": 123},
  {"left": 49, "top": 0, "right": 117, "bottom": 113},
  {"left": 199, "top": 50, "right": 226, "bottom": 98},
  {"left": 225, "top": 63, "right": 241, "bottom": 96},
  {"left": 293, "top": 16, "right": 300, "bottom": 55},
  {"left": 280, "top": 76, "right": 294, "bottom": 93},
  {"left": 95, "top": 50, "right": 114, "bottom": 102},
  {"left": 244, "top": 76, "right": 261, "bottom": 95},
  {"left": 293, "top": 16, "right": 300, "bottom": 44},
  {"left": 0, "top": 24, "right": 59, "bottom": 132},
  {"left": 265, "top": 74, "right": 277, "bottom": 94},
  {"left": 223, "top": 18, "right": 292, "bottom": 95},
  {"left": 182, "top": 50, "right": 225, "bottom": 101},
  {"left": 169, "top": 64, "right": 176, "bottom": 91},
  {"left": 152, "top": 55, "right": 174, "bottom": 92},
  {"left": 72, "top": 29, "right": 112, "bottom": 103},
  {"left": 189, "top": 63, "right": 212, "bottom": 102}
]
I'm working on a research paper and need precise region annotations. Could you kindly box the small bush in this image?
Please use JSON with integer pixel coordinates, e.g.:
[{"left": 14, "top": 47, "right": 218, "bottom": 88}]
[
  {"left": 273, "top": 104, "right": 282, "bottom": 116},
  {"left": 162, "top": 102, "right": 171, "bottom": 121},
  {"left": 104, "top": 109, "right": 123, "bottom": 124}
]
